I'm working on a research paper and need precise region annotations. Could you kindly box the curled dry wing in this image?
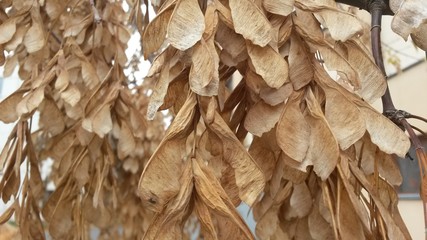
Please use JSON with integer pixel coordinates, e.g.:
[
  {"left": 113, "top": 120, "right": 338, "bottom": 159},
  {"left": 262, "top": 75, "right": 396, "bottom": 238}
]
[
  {"left": 138, "top": 93, "right": 197, "bottom": 212},
  {"left": 263, "top": 0, "right": 294, "bottom": 16},
  {"left": 206, "top": 110, "right": 265, "bottom": 207},
  {"left": 192, "top": 158, "right": 255, "bottom": 240},
  {"left": 410, "top": 23, "right": 427, "bottom": 51},
  {"left": 229, "top": 0, "right": 272, "bottom": 47},
  {"left": 324, "top": 86, "right": 366, "bottom": 150},
  {"left": 168, "top": 0, "right": 205, "bottom": 51},
  {"left": 24, "top": 9, "right": 46, "bottom": 53},
  {"left": 288, "top": 34, "right": 313, "bottom": 90},
  {"left": 276, "top": 91, "right": 310, "bottom": 163},
  {"left": 247, "top": 43, "right": 289, "bottom": 89},
  {"left": 295, "top": 0, "right": 363, "bottom": 42},
  {"left": 142, "top": 7, "right": 174, "bottom": 58},
  {"left": 304, "top": 88, "right": 339, "bottom": 180},
  {"left": 143, "top": 160, "right": 194, "bottom": 240},
  {"left": 360, "top": 107, "right": 410, "bottom": 158},
  {"left": 313, "top": 62, "right": 410, "bottom": 158},
  {"left": 244, "top": 101, "right": 284, "bottom": 137},
  {"left": 390, "top": 0, "right": 427, "bottom": 42},
  {"left": 189, "top": 38, "right": 220, "bottom": 96}
]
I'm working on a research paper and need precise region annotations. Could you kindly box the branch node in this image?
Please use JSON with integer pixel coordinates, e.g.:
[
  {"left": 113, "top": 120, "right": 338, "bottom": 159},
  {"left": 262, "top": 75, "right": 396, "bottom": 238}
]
[
  {"left": 384, "top": 109, "right": 410, "bottom": 122},
  {"left": 370, "top": 25, "right": 381, "bottom": 31},
  {"left": 368, "top": 0, "right": 387, "bottom": 12}
]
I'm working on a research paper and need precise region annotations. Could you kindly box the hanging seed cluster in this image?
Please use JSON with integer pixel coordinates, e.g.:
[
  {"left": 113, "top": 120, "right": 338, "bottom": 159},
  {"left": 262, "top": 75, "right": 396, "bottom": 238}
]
[{"left": 0, "top": 0, "right": 425, "bottom": 239}]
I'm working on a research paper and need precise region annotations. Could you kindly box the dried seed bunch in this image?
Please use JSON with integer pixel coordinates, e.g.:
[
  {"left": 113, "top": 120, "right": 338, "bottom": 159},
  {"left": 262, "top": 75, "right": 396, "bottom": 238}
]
[
  {"left": 0, "top": 0, "right": 164, "bottom": 238},
  {"left": 0, "top": 0, "right": 425, "bottom": 239}
]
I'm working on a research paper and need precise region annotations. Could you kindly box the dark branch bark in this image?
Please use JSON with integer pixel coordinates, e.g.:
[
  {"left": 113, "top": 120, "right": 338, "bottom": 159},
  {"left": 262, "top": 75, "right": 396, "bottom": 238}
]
[
  {"left": 368, "top": 0, "right": 427, "bottom": 234},
  {"left": 369, "top": 1, "right": 396, "bottom": 111},
  {"left": 336, "top": 0, "right": 394, "bottom": 15}
]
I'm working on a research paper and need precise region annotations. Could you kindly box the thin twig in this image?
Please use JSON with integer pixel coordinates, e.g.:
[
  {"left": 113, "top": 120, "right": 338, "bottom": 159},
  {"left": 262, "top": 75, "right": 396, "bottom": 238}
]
[
  {"left": 407, "top": 114, "right": 427, "bottom": 124},
  {"left": 50, "top": 31, "right": 62, "bottom": 45},
  {"left": 409, "top": 124, "right": 427, "bottom": 137},
  {"left": 321, "top": 182, "right": 340, "bottom": 240},
  {"left": 401, "top": 120, "right": 427, "bottom": 232}
]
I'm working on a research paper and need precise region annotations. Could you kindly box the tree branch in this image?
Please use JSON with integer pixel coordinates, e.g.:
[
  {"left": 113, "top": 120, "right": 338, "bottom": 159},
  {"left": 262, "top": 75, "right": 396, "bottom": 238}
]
[
  {"left": 369, "top": 0, "right": 427, "bottom": 234},
  {"left": 336, "top": 0, "right": 394, "bottom": 15}
]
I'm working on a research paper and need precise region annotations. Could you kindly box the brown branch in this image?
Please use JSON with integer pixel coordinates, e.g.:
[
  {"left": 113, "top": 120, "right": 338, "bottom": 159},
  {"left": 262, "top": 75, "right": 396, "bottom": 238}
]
[
  {"left": 336, "top": 0, "right": 393, "bottom": 15},
  {"left": 50, "top": 31, "right": 62, "bottom": 45},
  {"left": 370, "top": 1, "right": 396, "bottom": 112},
  {"left": 409, "top": 124, "right": 427, "bottom": 137},
  {"left": 369, "top": 0, "right": 427, "bottom": 234},
  {"left": 407, "top": 113, "right": 427, "bottom": 124}
]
